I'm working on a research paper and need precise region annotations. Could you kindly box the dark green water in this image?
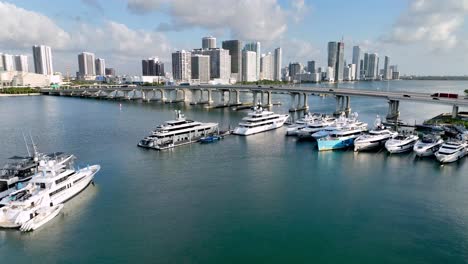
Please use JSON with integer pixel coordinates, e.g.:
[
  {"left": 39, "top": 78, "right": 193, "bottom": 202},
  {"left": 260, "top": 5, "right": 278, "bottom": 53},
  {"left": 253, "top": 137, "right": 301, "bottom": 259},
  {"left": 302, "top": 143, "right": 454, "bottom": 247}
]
[{"left": 0, "top": 80, "right": 467, "bottom": 263}]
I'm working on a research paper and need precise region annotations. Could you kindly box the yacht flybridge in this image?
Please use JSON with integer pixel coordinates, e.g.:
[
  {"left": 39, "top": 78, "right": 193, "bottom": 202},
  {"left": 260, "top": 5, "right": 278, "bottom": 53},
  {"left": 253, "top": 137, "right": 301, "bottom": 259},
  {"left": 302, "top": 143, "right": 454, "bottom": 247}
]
[
  {"left": 0, "top": 154, "right": 100, "bottom": 231},
  {"left": 138, "top": 110, "right": 219, "bottom": 150},
  {"left": 233, "top": 105, "right": 289, "bottom": 136}
]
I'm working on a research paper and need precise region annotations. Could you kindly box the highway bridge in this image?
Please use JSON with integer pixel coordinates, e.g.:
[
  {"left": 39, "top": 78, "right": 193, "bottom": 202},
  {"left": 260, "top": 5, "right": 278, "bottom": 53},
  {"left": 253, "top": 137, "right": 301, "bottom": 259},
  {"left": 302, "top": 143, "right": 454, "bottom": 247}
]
[{"left": 40, "top": 85, "right": 468, "bottom": 122}]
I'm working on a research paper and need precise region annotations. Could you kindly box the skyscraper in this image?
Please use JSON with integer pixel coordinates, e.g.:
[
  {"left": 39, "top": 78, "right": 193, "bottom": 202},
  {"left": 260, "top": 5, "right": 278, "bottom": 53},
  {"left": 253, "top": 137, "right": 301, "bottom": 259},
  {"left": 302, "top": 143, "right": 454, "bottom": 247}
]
[
  {"left": 2, "top": 54, "right": 14, "bottom": 71},
  {"left": 14, "top": 55, "right": 28, "bottom": 72},
  {"left": 222, "top": 40, "right": 242, "bottom": 81},
  {"left": 202, "top": 36, "right": 216, "bottom": 49},
  {"left": 191, "top": 54, "right": 210, "bottom": 83},
  {"left": 192, "top": 48, "right": 231, "bottom": 81},
  {"left": 95, "top": 58, "right": 105, "bottom": 76},
  {"left": 0, "top": 53, "right": 3, "bottom": 71},
  {"left": 105, "top": 68, "right": 115, "bottom": 76},
  {"left": 244, "top": 42, "right": 261, "bottom": 80},
  {"left": 307, "top": 61, "right": 315, "bottom": 73},
  {"left": 172, "top": 50, "right": 191, "bottom": 82},
  {"left": 384, "top": 56, "right": 391, "bottom": 80},
  {"left": 352, "top": 46, "right": 361, "bottom": 80},
  {"left": 32, "top": 45, "right": 53, "bottom": 75},
  {"left": 363, "top": 53, "right": 369, "bottom": 78},
  {"left": 242, "top": 50, "right": 257, "bottom": 82},
  {"left": 78, "top": 52, "right": 96, "bottom": 78},
  {"left": 288, "top": 63, "right": 302, "bottom": 79},
  {"left": 328, "top": 42, "right": 337, "bottom": 70},
  {"left": 367, "top": 53, "right": 378, "bottom": 80},
  {"left": 260, "top": 52, "right": 274, "bottom": 80},
  {"left": 273, "top": 47, "right": 282, "bottom": 81},
  {"left": 142, "top": 58, "right": 165, "bottom": 76},
  {"left": 335, "top": 42, "right": 344, "bottom": 82}
]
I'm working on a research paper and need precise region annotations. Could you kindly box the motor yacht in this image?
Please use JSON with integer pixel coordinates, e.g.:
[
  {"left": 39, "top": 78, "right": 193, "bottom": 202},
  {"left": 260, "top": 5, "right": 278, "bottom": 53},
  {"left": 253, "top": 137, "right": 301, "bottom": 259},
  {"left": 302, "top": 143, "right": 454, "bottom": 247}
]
[
  {"left": 138, "top": 110, "right": 219, "bottom": 150},
  {"left": 434, "top": 140, "right": 468, "bottom": 163},
  {"left": 317, "top": 123, "right": 368, "bottom": 151},
  {"left": 296, "top": 116, "right": 335, "bottom": 139},
  {"left": 413, "top": 134, "right": 444, "bottom": 157},
  {"left": 354, "top": 116, "right": 397, "bottom": 152},
  {"left": 286, "top": 112, "right": 319, "bottom": 136},
  {"left": 233, "top": 105, "right": 289, "bottom": 136},
  {"left": 385, "top": 133, "right": 419, "bottom": 154}
]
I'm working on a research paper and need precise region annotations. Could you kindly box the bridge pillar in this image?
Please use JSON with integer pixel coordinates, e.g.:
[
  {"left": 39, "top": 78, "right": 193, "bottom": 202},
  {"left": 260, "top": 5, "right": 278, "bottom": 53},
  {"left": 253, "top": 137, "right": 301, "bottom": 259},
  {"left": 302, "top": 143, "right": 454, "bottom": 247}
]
[
  {"left": 159, "top": 89, "right": 167, "bottom": 102},
  {"left": 233, "top": 90, "right": 241, "bottom": 105},
  {"left": 452, "top": 105, "right": 459, "bottom": 118},
  {"left": 303, "top": 93, "right": 309, "bottom": 110},
  {"left": 123, "top": 90, "right": 129, "bottom": 100},
  {"left": 207, "top": 89, "right": 213, "bottom": 105},
  {"left": 289, "top": 93, "right": 297, "bottom": 111},
  {"left": 386, "top": 99, "right": 400, "bottom": 123},
  {"left": 253, "top": 91, "right": 258, "bottom": 105},
  {"left": 344, "top": 96, "right": 351, "bottom": 117},
  {"left": 260, "top": 91, "right": 265, "bottom": 106},
  {"left": 191, "top": 89, "right": 199, "bottom": 104},
  {"left": 266, "top": 91, "right": 272, "bottom": 107},
  {"left": 296, "top": 93, "right": 302, "bottom": 109},
  {"left": 334, "top": 95, "right": 344, "bottom": 116}
]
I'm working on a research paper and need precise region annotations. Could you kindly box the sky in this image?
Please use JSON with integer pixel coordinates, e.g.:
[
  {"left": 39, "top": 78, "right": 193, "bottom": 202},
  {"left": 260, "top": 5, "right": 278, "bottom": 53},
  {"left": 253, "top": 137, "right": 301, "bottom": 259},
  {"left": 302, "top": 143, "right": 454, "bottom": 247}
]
[{"left": 1, "top": 0, "right": 468, "bottom": 76}]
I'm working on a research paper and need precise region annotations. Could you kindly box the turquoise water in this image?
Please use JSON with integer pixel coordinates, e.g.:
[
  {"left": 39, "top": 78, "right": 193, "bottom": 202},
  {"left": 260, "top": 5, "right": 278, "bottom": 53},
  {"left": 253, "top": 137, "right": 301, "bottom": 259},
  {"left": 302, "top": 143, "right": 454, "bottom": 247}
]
[{"left": 0, "top": 80, "right": 467, "bottom": 263}]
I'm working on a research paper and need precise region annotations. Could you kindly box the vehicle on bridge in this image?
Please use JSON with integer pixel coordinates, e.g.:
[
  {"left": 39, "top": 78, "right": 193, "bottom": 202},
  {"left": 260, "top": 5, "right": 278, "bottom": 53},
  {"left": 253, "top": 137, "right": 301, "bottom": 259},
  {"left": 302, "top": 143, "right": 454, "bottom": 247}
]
[{"left": 431, "top": 93, "right": 459, "bottom": 99}]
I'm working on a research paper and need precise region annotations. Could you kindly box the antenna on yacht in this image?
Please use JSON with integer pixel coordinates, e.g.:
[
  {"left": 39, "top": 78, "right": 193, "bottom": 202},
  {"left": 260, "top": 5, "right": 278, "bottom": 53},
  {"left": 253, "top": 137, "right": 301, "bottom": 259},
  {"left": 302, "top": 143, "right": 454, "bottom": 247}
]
[{"left": 22, "top": 131, "right": 31, "bottom": 157}]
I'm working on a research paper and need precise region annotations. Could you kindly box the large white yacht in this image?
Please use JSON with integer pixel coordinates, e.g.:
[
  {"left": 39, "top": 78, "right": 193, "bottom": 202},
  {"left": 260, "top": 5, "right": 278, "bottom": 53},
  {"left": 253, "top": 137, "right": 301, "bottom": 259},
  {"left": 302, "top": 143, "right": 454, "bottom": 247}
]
[
  {"left": 413, "top": 135, "right": 444, "bottom": 157},
  {"left": 0, "top": 154, "right": 100, "bottom": 229},
  {"left": 312, "top": 113, "right": 366, "bottom": 140},
  {"left": 434, "top": 141, "right": 468, "bottom": 163},
  {"left": 385, "top": 133, "right": 419, "bottom": 154},
  {"left": 233, "top": 105, "right": 289, "bottom": 136},
  {"left": 354, "top": 117, "right": 397, "bottom": 152},
  {"left": 138, "top": 110, "right": 219, "bottom": 150},
  {"left": 296, "top": 116, "right": 335, "bottom": 139},
  {"left": 317, "top": 122, "right": 368, "bottom": 151},
  {"left": 286, "top": 112, "right": 320, "bottom": 136}
]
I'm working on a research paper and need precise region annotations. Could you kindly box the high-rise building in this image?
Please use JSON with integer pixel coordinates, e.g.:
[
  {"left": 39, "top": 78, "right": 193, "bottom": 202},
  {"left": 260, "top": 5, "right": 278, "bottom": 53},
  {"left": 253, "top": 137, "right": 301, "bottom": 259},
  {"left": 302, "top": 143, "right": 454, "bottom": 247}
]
[
  {"left": 260, "top": 52, "right": 274, "bottom": 80},
  {"left": 288, "top": 62, "right": 302, "bottom": 79},
  {"left": 349, "top": 64, "right": 356, "bottom": 81},
  {"left": 343, "top": 65, "right": 351, "bottom": 81},
  {"left": 142, "top": 58, "right": 165, "bottom": 76},
  {"left": 0, "top": 53, "right": 3, "bottom": 71},
  {"left": 273, "top": 47, "right": 282, "bottom": 81},
  {"left": 384, "top": 56, "right": 391, "bottom": 80},
  {"left": 326, "top": 66, "right": 334, "bottom": 82},
  {"left": 32, "top": 45, "right": 53, "bottom": 75},
  {"left": 192, "top": 48, "right": 231, "bottom": 80},
  {"left": 242, "top": 50, "right": 257, "bottom": 82},
  {"left": 307, "top": 61, "right": 315, "bottom": 73},
  {"left": 95, "top": 58, "right": 105, "bottom": 76},
  {"left": 328, "top": 42, "right": 338, "bottom": 69},
  {"left": 367, "top": 53, "right": 378, "bottom": 80},
  {"left": 222, "top": 40, "right": 242, "bottom": 80},
  {"left": 352, "top": 46, "right": 361, "bottom": 80},
  {"left": 191, "top": 54, "right": 210, "bottom": 83},
  {"left": 335, "top": 42, "right": 344, "bottom": 82},
  {"left": 78, "top": 52, "right": 96, "bottom": 78},
  {"left": 363, "top": 53, "right": 369, "bottom": 78},
  {"left": 2, "top": 54, "right": 15, "bottom": 71},
  {"left": 244, "top": 42, "right": 261, "bottom": 80},
  {"left": 172, "top": 50, "right": 191, "bottom": 82},
  {"left": 202, "top": 36, "right": 216, "bottom": 50},
  {"left": 105, "top": 68, "right": 115, "bottom": 76},
  {"left": 14, "top": 55, "right": 28, "bottom": 72}
]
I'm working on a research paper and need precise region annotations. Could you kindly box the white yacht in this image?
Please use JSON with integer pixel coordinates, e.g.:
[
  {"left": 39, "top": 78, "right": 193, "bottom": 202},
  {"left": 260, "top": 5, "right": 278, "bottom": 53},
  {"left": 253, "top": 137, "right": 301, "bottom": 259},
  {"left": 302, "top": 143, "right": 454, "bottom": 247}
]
[
  {"left": 0, "top": 154, "right": 100, "bottom": 229},
  {"left": 354, "top": 117, "right": 397, "bottom": 152},
  {"left": 138, "top": 110, "right": 219, "bottom": 150},
  {"left": 296, "top": 116, "right": 335, "bottom": 139},
  {"left": 385, "top": 133, "right": 419, "bottom": 154},
  {"left": 413, "top": 135, "right": 444, "bottom": 157},
  {"left": 233, "top": 105, "right": 289, "bottom": 136},
  {"left": 434, "top": 141, "right": 468, "bottom": 163},
  {"left": 286, "top": 112, "right": 319, "bottom": 136}
]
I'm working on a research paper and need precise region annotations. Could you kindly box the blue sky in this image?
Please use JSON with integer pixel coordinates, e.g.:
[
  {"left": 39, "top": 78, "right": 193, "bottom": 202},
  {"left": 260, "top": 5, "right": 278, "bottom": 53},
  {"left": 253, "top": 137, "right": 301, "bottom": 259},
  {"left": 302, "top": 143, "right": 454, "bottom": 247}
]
[{"left": 1, "top": 0, "right": 467, "bottom": 75}]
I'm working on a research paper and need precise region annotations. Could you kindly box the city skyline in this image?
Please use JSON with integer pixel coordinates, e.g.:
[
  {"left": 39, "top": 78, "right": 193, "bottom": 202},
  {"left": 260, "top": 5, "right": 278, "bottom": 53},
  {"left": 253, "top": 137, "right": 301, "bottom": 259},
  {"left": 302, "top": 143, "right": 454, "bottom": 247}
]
[{"left": 0, "top": 0, "right": 467, "bottom": 76}]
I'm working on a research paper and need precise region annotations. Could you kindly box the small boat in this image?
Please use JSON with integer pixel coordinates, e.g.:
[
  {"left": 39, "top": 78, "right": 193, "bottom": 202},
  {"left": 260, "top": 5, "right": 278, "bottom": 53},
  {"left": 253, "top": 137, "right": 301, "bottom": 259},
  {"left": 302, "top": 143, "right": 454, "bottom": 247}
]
[
  {"left": 354, "top": 116, "right": 397, "bottom": 152},
  {"left": 413, "top": 135, "right": 444, "bottom": 157},
  {"left": 385, "top": 133, "right": 419, "bottom": 154},
  {"left": 19, "top": 204, "right": 64, "bottom": 232},
  {"left": 200, "top": 135, "right": 223, "bottom": 143},
  {"left": 435, "top": 141, "right": 468, "bottom": 163}
]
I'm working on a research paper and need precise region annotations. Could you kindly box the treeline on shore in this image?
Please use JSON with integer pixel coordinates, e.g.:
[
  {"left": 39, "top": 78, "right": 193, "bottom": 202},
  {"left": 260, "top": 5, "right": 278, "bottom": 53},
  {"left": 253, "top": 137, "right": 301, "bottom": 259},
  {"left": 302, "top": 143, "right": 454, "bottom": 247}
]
[
  {"left": 401, "top": 76, "right": 468, "bottom": 81},
  {"left": 0, "top": 87, "right": 39, "bottom": 94}
]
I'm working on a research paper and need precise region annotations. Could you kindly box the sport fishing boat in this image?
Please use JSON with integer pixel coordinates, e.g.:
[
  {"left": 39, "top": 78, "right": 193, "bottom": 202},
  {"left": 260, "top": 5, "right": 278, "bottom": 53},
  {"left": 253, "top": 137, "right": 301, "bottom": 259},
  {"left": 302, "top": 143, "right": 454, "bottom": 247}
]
[
  {"left": 0, "top": 154, "right": 100, "bottom": 229},
  {"left": 285, "top": 112, "right": 319, "bottom": 136},
  {"left": 413, "top": 134, "right": 444, "bottom": 157},
  {"left": 317, "top": 123, "right": 368, "bottom": 151},
  {"left": 385, "top": 133, "right": 419, "bottom": 154},
  {"left": 354, "top": 116, "right": 397, "bottom": 152},
  {"left": 233, "top": 105, "right": 289, "bottom": 136},
  {"left": 138, "top": 110, "right": 219, "bottom": 150},
  {"left": 434, "top": 140, "right": 468, "bottom": 163}
]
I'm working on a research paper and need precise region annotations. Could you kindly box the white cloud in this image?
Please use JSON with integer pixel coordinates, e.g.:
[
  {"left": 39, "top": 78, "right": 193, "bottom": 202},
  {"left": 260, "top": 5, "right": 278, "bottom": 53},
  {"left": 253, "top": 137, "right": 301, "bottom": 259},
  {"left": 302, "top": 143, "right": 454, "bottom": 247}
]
[
  {"left": 127, "top": 0, "right": 301, "bottom": 41},
  {"left": 382, "top": 0, "right": 468, "bottom": 50},
  {"left": 281, "top": 38, "right": 320, "bottom": 65}
]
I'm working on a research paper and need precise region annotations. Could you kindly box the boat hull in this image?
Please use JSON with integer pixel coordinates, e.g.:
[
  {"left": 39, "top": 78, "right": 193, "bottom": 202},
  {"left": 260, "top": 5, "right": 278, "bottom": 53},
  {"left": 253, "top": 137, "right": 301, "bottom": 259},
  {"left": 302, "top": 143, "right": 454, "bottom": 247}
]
[
  {"left": 233, "top": 115, "right": 288, "bottom": 136},
  {"left": 317, "top": 137, "right": 355, "bottom": 151},
  {"left": 435, "top": 149, "right": 467, "bottom": 163},
  {"left": 20, "top": 204, "right": 64, "bottom": 232}
]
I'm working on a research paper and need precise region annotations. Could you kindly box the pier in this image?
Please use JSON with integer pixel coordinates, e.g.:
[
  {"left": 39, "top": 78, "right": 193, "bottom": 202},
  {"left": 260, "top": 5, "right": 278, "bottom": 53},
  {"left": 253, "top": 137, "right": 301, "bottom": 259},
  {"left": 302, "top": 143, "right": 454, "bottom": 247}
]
[{"left": 40, "top": 85, "right": 468, "bottom": 122}]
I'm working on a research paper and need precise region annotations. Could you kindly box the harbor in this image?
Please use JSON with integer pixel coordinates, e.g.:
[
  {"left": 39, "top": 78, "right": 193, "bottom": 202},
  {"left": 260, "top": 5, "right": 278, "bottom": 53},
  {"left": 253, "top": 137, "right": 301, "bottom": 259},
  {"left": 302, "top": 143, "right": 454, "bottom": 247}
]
[{"left": 1, "top": 80, "right": 468, "bottom": 263}]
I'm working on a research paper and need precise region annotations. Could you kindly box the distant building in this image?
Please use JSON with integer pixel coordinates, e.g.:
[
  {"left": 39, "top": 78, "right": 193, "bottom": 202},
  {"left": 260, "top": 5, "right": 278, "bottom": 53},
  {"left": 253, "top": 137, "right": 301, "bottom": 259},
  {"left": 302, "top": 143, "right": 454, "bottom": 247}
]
[
  {"left": 95, "top": 58, "right": 105, "bottom": 76},
  {"left": 307, "top": 61, "right": 315, "bottom": 73},
  {"left": 14, "top": 55, "right": 28, "bottom": 72},
  {"left": 191, "top": 54, "right": 210, "bottom": 83},
  {"left": 335, "top": 42, "right": 344, "bottom": 82},
  {"left": 328, "top": 42, "right": 337, "bottom": 71},
  {"left": 343, "top": 65, "right": 352, "bottom": 81},
  {"left": 32, "top": 45, "right": 53, "bottom": 75},
  {"left": 367, "top": 53, "right": 378, "bottom": 80},
  {"left": 202, "top": 36, "right": 216, "bottom": 49},
  {"left": 362, "top": 53, "right": 369, "bottom": 78},
  {"left": 242, "top": 50, "right": 257, "bottom": 82},
  {"left": 326, "top": 66, "right": 334, "bottom": 82},
  {"left": 288, "top": 62, "right": 302, "bottom": 80},
  {"left": 77, "top": 52, "right": 96, "bottom": 80},
  {"left": 142, "top": 58, "right": 165, "bottom": 76},
  {"left": 172, "top": 50, "right": 191, "bottom": 82},
  {"left": 352, "top": 46, "right": 361, "bottom": 80},
  {"left": 192, "top": 48, "right": 231, "bottom": 81},
  {"left": 260, "top": 52, "right": 274, "bottom": 80},
  {"left": 2, "top": 54, "right": 14, "bottom": 71},
  {"left": 384, "top": 56, "right": 391, "bottom": 80},
  {"left": 222, "top": 40, "right": 242, "bottom": 81},
  {"left": 105, "top": 68, "right": 115, "bottom": 76},
  {"left": 392, "top": 71, "right": 400, "bottom": 80},
  {"left": 244, "top": 42, "right": 261, "bottom": 80},
  {"left": 274, "top": 47, "right": 282, "bottom": 81}
]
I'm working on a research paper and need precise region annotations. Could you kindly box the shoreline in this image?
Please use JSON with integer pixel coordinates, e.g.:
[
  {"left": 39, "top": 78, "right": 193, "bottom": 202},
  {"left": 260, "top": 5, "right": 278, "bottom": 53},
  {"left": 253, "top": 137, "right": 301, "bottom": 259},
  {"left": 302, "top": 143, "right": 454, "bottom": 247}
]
[{"left": 0, "top": 93, "right": 41, "bottom": 97}]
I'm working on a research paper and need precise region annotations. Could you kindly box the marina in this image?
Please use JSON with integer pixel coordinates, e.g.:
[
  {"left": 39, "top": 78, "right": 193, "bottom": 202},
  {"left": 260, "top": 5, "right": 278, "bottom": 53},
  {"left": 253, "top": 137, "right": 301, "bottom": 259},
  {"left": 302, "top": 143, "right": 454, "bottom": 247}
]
[{"left": 1, "top": 80, "right": 468, "bottom": 263}]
